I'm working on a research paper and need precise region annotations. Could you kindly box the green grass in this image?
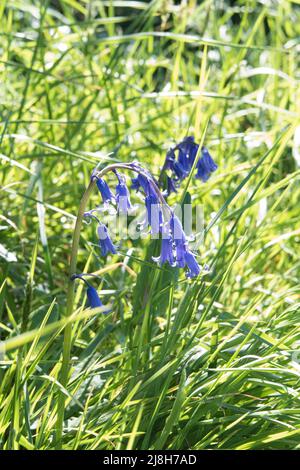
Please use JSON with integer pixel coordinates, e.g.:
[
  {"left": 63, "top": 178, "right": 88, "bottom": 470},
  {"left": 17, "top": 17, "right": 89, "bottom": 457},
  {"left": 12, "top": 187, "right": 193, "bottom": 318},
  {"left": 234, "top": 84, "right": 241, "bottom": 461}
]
[{"left": 1, "top": 0, "right": 300, "bottom": 450}]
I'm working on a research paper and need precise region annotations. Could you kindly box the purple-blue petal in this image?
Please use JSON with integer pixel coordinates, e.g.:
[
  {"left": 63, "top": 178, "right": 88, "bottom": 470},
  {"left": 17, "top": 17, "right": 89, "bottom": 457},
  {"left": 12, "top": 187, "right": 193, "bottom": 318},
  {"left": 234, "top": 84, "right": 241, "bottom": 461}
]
[
  {"left": 131, "top": 177, "right": 140, "bottom": 191},
  {"left": 176, "top": 136, "right": 199, "bottom": 169},
  {"left": 160, "top": 236, "right": 175, "bottom": 266},
  {"left": 166, "top": 176, "right": 177, "bottom": 195},
  {"left": 196, "top": 147, "right": 217, "bottom": 181},
  {"left": 202, "top": 147, "right": 218, "bottom": 172},
  {"left": 170, "top": 214, "right": 186, "bottom": 244},
  {"left": 137, "top": 174, "right": 151, "bottom": 194},
  {"left": 96, "top": 178, "right": 114, "bottom": 203},
  {"left": 178, "top": 148, "right": 190, "bottom": 171},
  {"left": 185, "top": 250, "right": 201, "bottom": 278},
  {"left": 163, "top": 149, "right": 176, "bottom": 171},
  {"left": 116, "top": 181, "right": 132, "bottom": 212},
  {"left": 175, "top": 241, "right": 187, "bottom": 268},
  {"left": 98, "top": 224, "right": 117, "bottom": 256},
  {"left": 173, "top": 160, "right": 188, "bottom": 180},
  {"left": 86, "top": 285, "right": 103, "bottom": 308},
  {"left": 145, "top": 195, "right": 162, "bottom": 233}
]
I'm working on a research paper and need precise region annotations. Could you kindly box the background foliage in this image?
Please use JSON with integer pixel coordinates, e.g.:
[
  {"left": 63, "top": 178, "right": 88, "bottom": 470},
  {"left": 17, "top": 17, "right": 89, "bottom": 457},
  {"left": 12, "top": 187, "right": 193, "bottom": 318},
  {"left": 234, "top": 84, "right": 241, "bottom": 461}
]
[{"left": 0, "top": 0, "right": 300, "bottom": 450}]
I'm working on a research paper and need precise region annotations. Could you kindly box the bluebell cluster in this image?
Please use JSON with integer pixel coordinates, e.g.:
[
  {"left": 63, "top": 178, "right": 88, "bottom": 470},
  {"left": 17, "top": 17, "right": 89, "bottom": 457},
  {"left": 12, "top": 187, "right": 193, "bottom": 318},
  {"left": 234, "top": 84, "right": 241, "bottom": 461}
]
[
  {"left": 154, "top": 214, "right": 201, "bottom": 279},
  {"left": 97, "top": 169, "right": 202, "bottom": 278},
  {"left": 74, "top": 147, "right": 217, "bottom": 308},
  {"left": 161, "top": 136, "right": 217, "bottom": 195}
]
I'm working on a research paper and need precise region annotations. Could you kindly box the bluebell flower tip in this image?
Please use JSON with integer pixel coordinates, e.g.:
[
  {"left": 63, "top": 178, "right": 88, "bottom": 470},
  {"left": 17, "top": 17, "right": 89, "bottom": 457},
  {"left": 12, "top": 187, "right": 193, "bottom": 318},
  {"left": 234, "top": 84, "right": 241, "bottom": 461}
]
[
  {"left": 86, "top": 285, "right": 103, "bottom": 309},
  {"left": 98, "top": 223, "right": 117, "bottom": 257},
  {"left": 115, "top": 174, "right": 132, "bottom": 213},
  {"left": 96, "top": 177, "right": 115, "bottom": 204}
]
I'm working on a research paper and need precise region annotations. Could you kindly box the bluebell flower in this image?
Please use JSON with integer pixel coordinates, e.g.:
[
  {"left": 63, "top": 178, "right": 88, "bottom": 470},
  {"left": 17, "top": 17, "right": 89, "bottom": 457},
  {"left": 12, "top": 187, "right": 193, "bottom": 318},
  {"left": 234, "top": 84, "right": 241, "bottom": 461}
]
[
  {"left": 169, "top": 215, "right": 186, "bottom": 263},
  {"left": 169, "top": 221, "right": 201, "bottom": 276},
  {"left": 166, "top": 176, "right": 177, "bottom": 195},
  {"left": 96, "top": 178, "right": 114, "bottom": 204},
  {"left": 145, "top": 194, "right": 162, "bottom": 233},
  {"left": 131, "top": 176, "right": 140, "bottom": 191},
  {"left": 176, "top": 136, "right": 199, "bottom": 170},
  {"left": 184, "top": 250, "right": 201, "bottom": 278},
  {"left": 132, "top": 171, "right": 161, "bottom": 201},
  {"left": 97, "top": 223, "right": 117, "bottom": 256},
  {"left": 177, "top": 137, "right": 194, "bottom": 171},
  {"left": 139, "top": 174, "right": 152, "bottom": 194},
  {"left": 115, "top": 173, "right": 132, "bottom": 213},
  {"left": 175, "top": 241, "right": 187, "bottom": 268},
  {"left": 163, "top": 149, "right": 176, "bottom": 171},
  {"left": 173, "top": 160, "right": 188, "bottom": 180},
  {"left": 86, "top": 285, "right": 103, "bottom": 309},
  {"left": 178, "top": 148, "right": 190, "bottom": 172},
  {"left": 160, "top": 137, "right": 217, "bottom": 195},
  {"left": 196, "top": 147, "right": 218, "bottom": 182},
  {"left": 72, "top": 274, "right": 107, "bottom": 311},
  {"left": 170, "top": 214, "right": 186, "bottom": 244},
  {"left": 131, "top": 173, "right": 151, "bottom": 194},
  {"left": 131, "top": 171, "right": 163, "bottom": 232},
  {"left": 154, "top": 234, "right": 175, "bottom": 266}
]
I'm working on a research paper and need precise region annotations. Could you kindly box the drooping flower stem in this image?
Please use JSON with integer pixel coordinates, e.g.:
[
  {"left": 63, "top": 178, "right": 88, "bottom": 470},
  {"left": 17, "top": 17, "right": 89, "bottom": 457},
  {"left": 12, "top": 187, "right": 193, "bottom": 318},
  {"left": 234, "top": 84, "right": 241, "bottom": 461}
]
[
  {"left": 55, "top": 162, "right": 170, "bottom": 448},
  {"left": 56, "top": 176, "right": 96, "bottom": 448}
]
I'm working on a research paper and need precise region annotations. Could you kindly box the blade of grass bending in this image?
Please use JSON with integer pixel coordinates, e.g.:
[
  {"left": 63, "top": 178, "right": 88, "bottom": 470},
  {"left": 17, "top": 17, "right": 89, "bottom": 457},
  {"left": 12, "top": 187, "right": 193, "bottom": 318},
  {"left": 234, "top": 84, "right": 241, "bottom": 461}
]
[
  {"left": 205, "top": 125, "right": 294, "bottom": 235},
  {"left": 37, "top": 163, "right": 54, "bottom": 289},
  {"left": 154, "top": 369, "right": 186, "bottom": 449},
  {"left": 4, "top": 305, "right": 112, "bottom": 352},
  {"left": 126, "top": 405, "right": 144, "bottom": 450}
]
